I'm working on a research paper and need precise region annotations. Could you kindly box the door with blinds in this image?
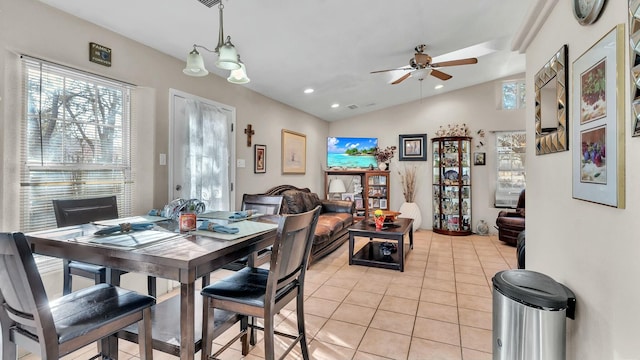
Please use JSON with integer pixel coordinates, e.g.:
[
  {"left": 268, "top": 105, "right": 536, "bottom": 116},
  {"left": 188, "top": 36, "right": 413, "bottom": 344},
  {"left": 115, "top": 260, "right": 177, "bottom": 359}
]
[{"left": 169, "top": 89, "right": 236, "bottom": 213}]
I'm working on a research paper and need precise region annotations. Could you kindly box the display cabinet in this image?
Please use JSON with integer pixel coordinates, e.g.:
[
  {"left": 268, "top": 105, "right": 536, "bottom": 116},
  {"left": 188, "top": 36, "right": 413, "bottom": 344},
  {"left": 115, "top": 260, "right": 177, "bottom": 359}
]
[
  {"left": 432, "top": 136, "right": 472, "bottom": 235},
  {"left": 363, "top": 171, "right": 390, "bottom": 218}
]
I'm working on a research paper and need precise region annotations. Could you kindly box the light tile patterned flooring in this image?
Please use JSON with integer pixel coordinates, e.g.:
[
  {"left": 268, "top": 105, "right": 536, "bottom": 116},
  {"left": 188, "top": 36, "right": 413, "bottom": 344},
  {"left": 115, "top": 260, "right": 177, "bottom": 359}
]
[{"left": 21, "top": 230, "right": 516, "bottom": 360}]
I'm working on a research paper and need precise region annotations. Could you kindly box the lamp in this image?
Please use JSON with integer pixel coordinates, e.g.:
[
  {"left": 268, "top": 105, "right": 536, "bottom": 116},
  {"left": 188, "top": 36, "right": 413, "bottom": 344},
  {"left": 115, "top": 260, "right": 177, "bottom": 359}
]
[
  {"left": 328, "top": 178, "right": 346, "bottom": 200},
  {"left": 183, "top": 1, "right": 249, "bottom": 82}
]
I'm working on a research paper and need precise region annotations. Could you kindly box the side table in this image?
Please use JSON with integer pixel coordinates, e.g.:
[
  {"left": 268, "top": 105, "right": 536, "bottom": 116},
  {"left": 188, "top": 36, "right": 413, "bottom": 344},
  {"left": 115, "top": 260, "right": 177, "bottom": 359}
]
[{"left": 348, "top": 218, "right": 413, "bottom": 272}]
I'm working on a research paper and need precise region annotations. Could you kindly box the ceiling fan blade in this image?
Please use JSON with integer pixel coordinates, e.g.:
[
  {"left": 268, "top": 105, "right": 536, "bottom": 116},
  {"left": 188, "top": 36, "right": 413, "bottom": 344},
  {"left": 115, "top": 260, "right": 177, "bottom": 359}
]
[
  {"left": 391, "top": 73, "right": 412, "bottom": 85},
  {"left": 430, "top": 69, "right": 452, "bottom": 81},
  {"left": 430, "top": 58, "right": 478, "bottom": 67},
  {"left": 371, "top": 67, "right": 411, "bottom": 74}
]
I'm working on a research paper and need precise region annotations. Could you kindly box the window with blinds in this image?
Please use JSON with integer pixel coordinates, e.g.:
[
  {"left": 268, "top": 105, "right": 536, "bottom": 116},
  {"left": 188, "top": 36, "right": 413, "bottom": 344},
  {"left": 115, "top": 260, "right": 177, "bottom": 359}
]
[
  {"left": 495, "top": 131, "right": 526, "bottom": 208},
  {"left": 20, "top": 57, "right": 134, "bottom": 232}
]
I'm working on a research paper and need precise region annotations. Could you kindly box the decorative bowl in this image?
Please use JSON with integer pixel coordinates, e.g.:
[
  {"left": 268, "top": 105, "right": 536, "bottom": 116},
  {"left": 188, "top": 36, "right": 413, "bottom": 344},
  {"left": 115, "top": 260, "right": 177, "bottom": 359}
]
[{"left": 381, "top": 210, "right": 401, "bottom": 222}]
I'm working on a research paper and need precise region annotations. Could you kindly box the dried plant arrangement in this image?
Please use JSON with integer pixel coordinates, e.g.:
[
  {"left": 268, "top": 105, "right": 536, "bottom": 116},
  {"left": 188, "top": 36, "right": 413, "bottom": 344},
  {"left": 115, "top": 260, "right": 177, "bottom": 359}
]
[{"left": 398, "top": 165, "right": 417, "bottom": 203}]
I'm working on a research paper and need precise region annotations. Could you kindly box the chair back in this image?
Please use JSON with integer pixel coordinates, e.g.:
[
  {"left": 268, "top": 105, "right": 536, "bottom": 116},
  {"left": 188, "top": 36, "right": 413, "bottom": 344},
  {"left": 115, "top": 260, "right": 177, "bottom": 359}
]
[
  {"left": 241, "top": 194, "right": 284, "bottom": 215},
  {"left": 267, "top": 206, "right": 320, "bottom": 296},
  {"left": 516, "top": 189, "right": 526, "bottom": 210},
  {"left": 52, "top": 196, "right": 119, "bottom": 227},
  {"left": 0, "top": 232, "right": 58, "bottom": 355}
]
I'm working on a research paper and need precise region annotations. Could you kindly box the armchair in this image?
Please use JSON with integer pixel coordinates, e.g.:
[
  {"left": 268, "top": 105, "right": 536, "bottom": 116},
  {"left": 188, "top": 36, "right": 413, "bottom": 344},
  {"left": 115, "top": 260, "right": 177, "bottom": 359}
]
[{"left": 495, "top": 189, "right": 525, "bottom": 246}]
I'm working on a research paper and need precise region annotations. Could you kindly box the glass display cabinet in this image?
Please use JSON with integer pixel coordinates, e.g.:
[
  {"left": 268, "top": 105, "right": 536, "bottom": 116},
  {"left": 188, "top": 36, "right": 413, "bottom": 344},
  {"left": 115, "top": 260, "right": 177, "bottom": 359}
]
[{"left": 432, "top": 136, "right": 472, "bottom": 235}]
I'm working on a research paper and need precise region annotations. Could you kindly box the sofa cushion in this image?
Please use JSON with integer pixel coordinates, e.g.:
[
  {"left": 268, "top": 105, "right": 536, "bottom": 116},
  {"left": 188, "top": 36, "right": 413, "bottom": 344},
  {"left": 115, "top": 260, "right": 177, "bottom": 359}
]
[
  {"left": 282, "top": 190, "right": 305, "bottom": 214},
  {"left": 301, "top": 192, "right": 321, "bottom": 212}
]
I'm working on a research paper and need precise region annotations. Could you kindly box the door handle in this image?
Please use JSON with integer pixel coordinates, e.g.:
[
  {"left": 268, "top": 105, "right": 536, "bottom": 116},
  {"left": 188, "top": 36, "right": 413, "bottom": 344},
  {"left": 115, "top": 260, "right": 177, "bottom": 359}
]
[{"left": 175, "top": 184, "right": 182, "bottom": 191}]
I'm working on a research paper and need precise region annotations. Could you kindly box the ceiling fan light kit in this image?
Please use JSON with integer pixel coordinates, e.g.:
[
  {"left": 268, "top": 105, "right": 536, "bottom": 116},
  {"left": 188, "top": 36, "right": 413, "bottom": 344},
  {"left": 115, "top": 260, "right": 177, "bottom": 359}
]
[
  {"left": 183, "top": 1, "right": 249, "bottom": 84},
  {"left": 371, "top": 44, "right": 478, "bottom": 85}
]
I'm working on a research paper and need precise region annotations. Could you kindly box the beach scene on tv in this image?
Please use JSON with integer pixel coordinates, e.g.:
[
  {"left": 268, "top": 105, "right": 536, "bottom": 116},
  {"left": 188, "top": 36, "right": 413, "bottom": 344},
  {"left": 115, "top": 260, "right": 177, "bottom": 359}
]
[{"left": 327, "top": 137, "right": 378, "bottom": 168}]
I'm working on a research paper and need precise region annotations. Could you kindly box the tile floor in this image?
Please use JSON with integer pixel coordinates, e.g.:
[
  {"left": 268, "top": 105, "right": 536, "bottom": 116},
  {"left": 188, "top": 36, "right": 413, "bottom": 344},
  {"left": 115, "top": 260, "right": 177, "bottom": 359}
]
[{"left": 21, "top": 230, "right": 516, "bottom": 360}]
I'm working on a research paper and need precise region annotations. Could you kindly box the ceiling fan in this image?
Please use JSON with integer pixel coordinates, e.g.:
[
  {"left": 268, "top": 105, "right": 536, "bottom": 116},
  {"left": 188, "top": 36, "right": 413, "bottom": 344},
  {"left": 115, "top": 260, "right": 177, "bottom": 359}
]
[{"left": 371, "top": 44, "right": 478, "bottom": 85}]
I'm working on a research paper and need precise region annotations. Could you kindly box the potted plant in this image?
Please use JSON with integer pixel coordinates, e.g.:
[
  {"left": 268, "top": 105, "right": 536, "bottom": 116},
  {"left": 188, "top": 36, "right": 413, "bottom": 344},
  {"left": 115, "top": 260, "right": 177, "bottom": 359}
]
[
  {"left": 374, "top": 146, "right": 397, "bottom": 170},
  {"left": 398, "top": 165, "right": 422, "bottom": 229}
]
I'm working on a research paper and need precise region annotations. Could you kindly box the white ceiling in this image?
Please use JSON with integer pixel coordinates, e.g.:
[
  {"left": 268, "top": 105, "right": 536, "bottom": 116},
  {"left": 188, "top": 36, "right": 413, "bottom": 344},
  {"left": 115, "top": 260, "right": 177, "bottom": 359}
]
[{"left": 38, "top": 0, "right": 533, "bottom": 122}]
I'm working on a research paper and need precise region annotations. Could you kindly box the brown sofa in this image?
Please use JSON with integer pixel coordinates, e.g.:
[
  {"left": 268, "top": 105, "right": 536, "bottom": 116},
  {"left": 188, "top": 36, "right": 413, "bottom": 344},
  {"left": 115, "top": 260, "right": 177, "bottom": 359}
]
[
  {"left": 260, "top": 185, "right": 355, "bottom": 265},
  {"left": 495, "top": 189, "right": 525, "bottom": 246}
]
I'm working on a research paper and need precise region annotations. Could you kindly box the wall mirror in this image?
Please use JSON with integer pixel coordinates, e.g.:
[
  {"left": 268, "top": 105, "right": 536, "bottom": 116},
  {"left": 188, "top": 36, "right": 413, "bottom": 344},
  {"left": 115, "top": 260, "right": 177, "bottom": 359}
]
[
  {"left": 629, "top": 2, "right": 640, "bottom": 136},
  {"left": 534, "top": 44, "right": 568, "bottom": 155}
]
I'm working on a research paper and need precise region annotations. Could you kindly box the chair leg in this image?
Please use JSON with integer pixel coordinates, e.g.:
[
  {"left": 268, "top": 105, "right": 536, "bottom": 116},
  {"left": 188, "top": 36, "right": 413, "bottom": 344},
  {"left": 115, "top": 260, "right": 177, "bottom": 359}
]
[
  {"left": 147, "top": 276, "right": 157, "bottom": 298},
  {"left": 264, "top": 312, "right": 276, "bottom": 360},
  {"left": 240, "top": 316, "right": 250, "bottom": 355},
  {"left": 138, "top": 307, "right": 153, "bottom": 360},
  {"left": 201, "top": 300, "right": 214, "bottom": 360},
  {"left": 296, "top": 291, "right": 310, "bottom": 360},
  {"left": 249, "top": 316, "right": 257, "bottom": 346},
  {"left": 62, "top": 259, "right": 72, "bottom": 295}
]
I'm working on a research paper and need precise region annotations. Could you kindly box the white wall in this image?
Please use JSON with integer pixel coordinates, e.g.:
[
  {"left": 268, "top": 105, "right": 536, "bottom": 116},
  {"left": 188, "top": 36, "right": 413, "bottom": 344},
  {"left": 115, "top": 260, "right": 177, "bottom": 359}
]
[
  {"left": 329, "top": 78, "right": 526, "bottom": 231},
  {"left": 0, "top": 0, "right": 329, "bottom": 232},
  {"left": 526, "top": 1, "right": 640, "bottom": 358}
]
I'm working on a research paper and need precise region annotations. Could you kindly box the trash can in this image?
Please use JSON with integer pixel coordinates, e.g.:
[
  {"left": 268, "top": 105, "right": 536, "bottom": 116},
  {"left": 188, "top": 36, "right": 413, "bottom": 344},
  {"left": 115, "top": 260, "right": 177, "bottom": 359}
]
[{"left": 492, "top": 270, "right": 576, "bottom": 360}]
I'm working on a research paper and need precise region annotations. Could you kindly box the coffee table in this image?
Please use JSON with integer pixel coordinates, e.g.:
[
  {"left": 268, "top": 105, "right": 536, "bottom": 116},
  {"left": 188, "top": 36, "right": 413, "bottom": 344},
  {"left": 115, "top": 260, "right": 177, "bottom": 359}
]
[{"left": 348, "top": 217, "right": 413, "bottom": 272}]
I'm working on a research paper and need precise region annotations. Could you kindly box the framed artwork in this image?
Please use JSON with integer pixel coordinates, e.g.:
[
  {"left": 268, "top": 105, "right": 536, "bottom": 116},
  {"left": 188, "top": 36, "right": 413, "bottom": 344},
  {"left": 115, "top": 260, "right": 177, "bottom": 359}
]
[
  {"left": 379, "top": 199, "right": 388, "bottom": 209},
  {"left": 399, "top": 134, "right": 427, "bottom": 161},
  {"left": 473, "top": 152, "right": 486, "bottom": 165},
  {"left": 254, "top": 144, "right": 266, "bottom": 173},
  {"left": 572, "top": 24, "right": 625, "bottom": 208},
  {"left": 281, "top": 129, "right": 306, "bottom": 174},
  {"left": 354, "top": 197, "right": 364, "bottom": 209},
  {"left": 341, "top": 193, "right": 354, "bottom": 202}
]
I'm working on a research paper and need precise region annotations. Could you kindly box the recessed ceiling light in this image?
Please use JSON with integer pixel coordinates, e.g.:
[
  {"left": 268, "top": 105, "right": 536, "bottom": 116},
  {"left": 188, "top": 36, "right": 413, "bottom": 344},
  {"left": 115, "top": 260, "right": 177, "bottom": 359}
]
[
  {"left": 434, "top": 84, "right": 444, "bottom": 90},
  {"left": 331, "top": 103, "right": 340, "bottom": 108},
  {"left": 304, "top": 88, "right": 314, "bottom": 94}
]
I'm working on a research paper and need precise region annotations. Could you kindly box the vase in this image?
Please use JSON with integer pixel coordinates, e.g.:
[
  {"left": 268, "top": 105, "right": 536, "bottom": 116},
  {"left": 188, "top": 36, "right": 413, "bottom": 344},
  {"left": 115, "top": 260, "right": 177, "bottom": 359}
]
[
  {"left": 399, "top": 202, "right": 422, "bottom": 229},
  {"left": 477, "top": 220, "right": 489, "bottom": 235},
  {"left": 378, "top": 162, "right": 388, "bottom": 170},
  {"left": 374, "top": 216, "right": 385, "bottom": 229}
]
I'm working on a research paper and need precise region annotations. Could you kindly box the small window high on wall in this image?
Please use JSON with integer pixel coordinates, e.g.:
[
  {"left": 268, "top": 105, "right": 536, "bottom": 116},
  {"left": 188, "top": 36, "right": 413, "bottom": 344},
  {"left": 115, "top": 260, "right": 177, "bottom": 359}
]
[
  {"left": 495, "top": 131, "right": 526, "bottom": 208},
  {"left": 501, "top": 80, "right": 526, "bottom": 110}
]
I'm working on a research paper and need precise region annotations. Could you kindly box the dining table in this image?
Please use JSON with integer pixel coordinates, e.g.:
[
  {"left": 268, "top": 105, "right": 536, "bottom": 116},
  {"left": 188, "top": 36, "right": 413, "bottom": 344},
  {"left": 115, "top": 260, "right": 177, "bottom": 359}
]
[{"left": 20, "top": 215, "right": 278, "bottom": 360}]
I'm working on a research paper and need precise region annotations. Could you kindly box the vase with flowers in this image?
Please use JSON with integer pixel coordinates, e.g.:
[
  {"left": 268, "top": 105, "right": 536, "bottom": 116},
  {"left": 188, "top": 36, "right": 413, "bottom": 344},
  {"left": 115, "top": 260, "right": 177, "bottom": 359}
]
[
  {"left": 374, "top": 146, "right": 397, "bottom": 170},
  {"left": 398, "top": 165, "right": 422, "bottom": 229},
  {"left": 374, "top": 209, "right": 386, "bottom": 229}
]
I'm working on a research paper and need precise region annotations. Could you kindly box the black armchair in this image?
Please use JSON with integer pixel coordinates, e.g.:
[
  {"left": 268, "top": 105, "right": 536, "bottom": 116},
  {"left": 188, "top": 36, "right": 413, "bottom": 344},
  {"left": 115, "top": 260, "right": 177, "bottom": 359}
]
[{"left": 495, "top": 189, "right": 525, "bottom": 246}]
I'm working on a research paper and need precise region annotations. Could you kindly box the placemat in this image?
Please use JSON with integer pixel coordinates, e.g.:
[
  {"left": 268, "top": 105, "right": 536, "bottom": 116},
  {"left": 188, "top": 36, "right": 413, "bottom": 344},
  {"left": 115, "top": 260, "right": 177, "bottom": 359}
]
[
  {"left": 198, "top": 211, "right": 264, "bottom": 221},
  {"left": 193, "top": 220, "right": 278, "bottom": 240},
  {"left": 93, "top": 215, "right": 167, "bottom": 226},
  {"left": 81, "top": 230, "right": 183, "bottom": 249}
]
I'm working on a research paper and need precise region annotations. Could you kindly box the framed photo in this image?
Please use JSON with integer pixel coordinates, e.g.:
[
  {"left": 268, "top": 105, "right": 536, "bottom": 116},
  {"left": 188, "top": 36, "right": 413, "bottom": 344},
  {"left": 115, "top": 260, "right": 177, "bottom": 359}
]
[
  {"left": 473, "top": 152, "right": 486, "bottom": 166},
  {"left": 399, "top": 134, "right": 427, "bottom": 161},
  {"left": 379, "top": 199, "right": 388, "bottom": 209},
  {"left": 254, "top": 144, "right": 266, "bottom": 173},
  {"left": 341, "top": 193, "right": 354, "bottom": 202},
  {"left": 572, "top": 24, "right": 625, "bottom": 208},
  {"left": 354, "top": 196, "right": 364, "bottom": 209},
  {"left": 281, "top": 129, "right": 306, "bottom": 174}
]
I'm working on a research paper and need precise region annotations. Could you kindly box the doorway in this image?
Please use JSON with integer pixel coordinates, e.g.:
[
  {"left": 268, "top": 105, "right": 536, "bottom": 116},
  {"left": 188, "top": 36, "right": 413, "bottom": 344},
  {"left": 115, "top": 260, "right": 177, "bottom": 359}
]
[{"left": 169, "top": 89, "right": 236, "bottom": 212}]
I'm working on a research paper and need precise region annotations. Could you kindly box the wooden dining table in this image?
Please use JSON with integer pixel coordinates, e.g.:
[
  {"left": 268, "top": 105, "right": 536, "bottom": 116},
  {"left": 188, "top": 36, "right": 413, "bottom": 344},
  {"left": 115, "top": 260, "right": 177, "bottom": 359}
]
[{"left": 21, "top": 217, "right": 278, "bottom": 360}]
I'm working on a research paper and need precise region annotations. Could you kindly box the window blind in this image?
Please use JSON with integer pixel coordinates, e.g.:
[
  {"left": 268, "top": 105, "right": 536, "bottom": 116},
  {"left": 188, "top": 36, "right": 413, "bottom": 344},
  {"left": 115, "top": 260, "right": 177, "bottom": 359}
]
[{"left": 20, "top": 56, "right": 135, "bottom": 232}]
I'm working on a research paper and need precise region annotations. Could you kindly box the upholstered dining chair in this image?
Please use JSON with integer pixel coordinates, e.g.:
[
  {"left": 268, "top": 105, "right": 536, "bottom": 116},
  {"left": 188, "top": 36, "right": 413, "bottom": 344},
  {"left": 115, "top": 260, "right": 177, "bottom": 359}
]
[
  {"left": 200, "top": 206, "right": 321, "bottom": 360},
  {"left": 52, "top": 196, "right": 157, "bottom": 297},
  {"left": 0, "top": 232, "right": 155, "bottom": 359}
]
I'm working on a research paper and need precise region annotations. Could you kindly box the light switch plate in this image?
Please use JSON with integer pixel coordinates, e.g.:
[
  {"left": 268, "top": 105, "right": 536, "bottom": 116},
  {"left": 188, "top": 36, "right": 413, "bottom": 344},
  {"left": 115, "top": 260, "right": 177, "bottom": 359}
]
[
  {"left": 159, "top": 153, "right": 167, "bottom": 166},
  {"left": 237, "top": 159, "right": 245, "bottom": 168}
]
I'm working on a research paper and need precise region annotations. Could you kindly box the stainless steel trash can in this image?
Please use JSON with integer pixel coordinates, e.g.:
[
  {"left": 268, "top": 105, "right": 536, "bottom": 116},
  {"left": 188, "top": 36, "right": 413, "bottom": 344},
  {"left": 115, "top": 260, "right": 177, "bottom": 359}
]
[{"left": 492, "top": 270, "right": 576, "bottom": 360}]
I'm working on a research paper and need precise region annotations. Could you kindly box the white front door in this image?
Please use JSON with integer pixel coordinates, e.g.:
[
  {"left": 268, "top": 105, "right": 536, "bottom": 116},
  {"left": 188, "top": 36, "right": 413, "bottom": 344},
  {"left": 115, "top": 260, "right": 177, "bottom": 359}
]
[{"left": 169, "top": 89, "right": 236, "bottom": 212}]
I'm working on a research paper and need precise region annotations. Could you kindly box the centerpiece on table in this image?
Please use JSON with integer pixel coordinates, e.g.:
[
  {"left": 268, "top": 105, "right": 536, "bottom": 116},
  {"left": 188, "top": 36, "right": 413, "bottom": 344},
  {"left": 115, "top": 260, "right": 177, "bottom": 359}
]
[
  {"left": 373, "top": 209, "right": 386, "bottom": 229},
  {"left": 374, "top": 145, "right": 397, "bottom": 170}
]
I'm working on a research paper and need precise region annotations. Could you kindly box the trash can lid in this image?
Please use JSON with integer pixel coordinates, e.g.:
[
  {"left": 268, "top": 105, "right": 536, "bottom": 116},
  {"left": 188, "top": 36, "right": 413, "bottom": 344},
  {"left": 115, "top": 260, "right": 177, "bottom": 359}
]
[{"left": 492, "top": 270, "right": 571, "bottom": 310}]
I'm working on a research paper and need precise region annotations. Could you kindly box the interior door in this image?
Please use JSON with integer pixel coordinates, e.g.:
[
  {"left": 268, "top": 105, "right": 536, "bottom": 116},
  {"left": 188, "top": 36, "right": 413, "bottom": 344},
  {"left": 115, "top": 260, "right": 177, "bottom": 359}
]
[{"left": 169, "top": 89, "right": 236, "bottom": 212}]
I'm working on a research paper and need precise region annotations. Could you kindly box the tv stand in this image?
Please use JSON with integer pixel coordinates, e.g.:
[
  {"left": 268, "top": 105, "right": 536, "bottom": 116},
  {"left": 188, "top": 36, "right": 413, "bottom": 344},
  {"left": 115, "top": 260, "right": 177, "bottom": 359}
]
[{"left": 325, "top": 169, "right": 390, "bottom": 220}]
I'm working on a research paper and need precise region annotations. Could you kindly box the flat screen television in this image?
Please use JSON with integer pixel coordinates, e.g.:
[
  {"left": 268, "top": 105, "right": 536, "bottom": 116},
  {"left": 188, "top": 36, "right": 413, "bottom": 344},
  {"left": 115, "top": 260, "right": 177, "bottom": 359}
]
[{"left": 327, "top": 137, "right": 378, "bottom": 169}]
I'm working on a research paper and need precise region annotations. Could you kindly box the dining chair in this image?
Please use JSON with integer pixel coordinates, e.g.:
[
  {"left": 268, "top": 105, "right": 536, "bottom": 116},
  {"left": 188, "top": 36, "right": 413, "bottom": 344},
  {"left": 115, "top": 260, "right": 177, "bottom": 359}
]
[
  {"left": 52, "top": 196, "right": 157, "bottom": 297},
  {"left": 241, "top": 194, "right": 284, "bottom": 267},
  {"left": 0, "top": 232, "right": 155, "bottom": 359},
  {"left": 200, "top": 206, "right": 321, "bottom": 360}
]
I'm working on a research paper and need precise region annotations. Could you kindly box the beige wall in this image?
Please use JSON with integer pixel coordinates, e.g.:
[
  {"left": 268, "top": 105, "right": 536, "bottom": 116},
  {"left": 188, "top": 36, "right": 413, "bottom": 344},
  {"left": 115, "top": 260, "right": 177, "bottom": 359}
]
[
  {"left": 527, "top": 1, "right": 640, "bottom": 358},
  {"left": 329, "top": 78, "right": 526, "bottom": 232},
  {"left": 0, "top": 0, "right": 328, "bottom": 231}
]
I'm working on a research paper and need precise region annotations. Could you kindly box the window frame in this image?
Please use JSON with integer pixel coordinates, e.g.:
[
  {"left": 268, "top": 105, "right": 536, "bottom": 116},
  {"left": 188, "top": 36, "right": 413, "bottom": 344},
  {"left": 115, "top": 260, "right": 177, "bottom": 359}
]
[
  {"left": 501, "top": 79, "right": 526, "bottom": 110},
  {"left": 495, "top": 131, "right": 526, "bottom": 208}
]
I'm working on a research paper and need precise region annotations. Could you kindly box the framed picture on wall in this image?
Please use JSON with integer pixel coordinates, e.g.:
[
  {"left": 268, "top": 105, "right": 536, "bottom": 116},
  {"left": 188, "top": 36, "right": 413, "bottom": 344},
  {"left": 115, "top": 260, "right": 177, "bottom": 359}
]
[
  {"left": 399, "top": 134, "right": 427, "bottom": 161},
  {"left": 473, "top": 152, "right": 486, "bottom": 165},
  {"left": 254, "top": 144, "right": 266, "bottom": 173},
  {"left": 572, "top": 24, "right": 625, "bottom": 208},
  {"left": 281, "top": 129, "right": 306, "bottom": 174}
]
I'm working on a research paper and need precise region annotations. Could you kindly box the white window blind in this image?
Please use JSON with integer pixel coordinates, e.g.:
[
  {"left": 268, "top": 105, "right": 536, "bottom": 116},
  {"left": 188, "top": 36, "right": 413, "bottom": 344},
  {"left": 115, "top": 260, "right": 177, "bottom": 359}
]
[
  {"left": 495, "top": 131, "right": 526, "bottom": 208},
  {"left": 20, "top": 56, "right": 135, "bottom": 232}
]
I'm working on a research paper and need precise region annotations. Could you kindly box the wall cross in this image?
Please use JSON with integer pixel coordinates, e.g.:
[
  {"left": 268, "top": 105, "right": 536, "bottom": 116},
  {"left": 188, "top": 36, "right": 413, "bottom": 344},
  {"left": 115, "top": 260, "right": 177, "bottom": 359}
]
[{"left": 244, "top": 124, "right": 255, "bottom": 147}]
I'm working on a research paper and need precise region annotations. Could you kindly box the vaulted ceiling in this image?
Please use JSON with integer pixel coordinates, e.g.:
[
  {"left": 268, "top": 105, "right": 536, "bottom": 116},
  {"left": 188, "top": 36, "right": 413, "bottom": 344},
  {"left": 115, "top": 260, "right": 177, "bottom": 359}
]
[{"left": 38, "top": 0, "right": 533, "bottom": 121}]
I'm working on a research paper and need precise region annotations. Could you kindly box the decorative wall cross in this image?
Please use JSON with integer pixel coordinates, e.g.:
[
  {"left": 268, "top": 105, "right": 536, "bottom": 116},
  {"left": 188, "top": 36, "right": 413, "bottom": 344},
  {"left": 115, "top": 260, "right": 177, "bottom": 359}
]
[{"left": 244, "top": 124, "right": 255, "bottom": 147}]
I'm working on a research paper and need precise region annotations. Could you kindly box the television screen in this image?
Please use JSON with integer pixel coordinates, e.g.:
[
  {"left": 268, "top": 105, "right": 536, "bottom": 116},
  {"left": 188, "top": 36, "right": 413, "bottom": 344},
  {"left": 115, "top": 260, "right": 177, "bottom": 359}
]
[{"left": 327, "top": 137, "right": 378, "bottom": 169}]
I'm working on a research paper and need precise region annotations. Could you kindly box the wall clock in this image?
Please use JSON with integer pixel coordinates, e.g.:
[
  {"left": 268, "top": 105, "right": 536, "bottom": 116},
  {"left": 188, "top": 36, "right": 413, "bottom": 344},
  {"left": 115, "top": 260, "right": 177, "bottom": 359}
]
[{"left": 573, "top": 0, "right": 606, "bottom": 25}]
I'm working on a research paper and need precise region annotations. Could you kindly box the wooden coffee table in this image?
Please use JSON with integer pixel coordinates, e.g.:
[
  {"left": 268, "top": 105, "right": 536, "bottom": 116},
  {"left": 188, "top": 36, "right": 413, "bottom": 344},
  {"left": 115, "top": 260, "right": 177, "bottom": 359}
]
[{"left": 348, "top": 217, "right": 413, "bottom": 272}]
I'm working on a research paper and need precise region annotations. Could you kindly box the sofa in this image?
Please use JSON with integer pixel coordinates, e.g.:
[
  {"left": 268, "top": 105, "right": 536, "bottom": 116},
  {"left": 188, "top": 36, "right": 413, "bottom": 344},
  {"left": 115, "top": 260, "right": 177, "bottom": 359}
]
[
  {"left": 495, "top": 189, "right": 525, "bottom": 246},
  {"left": 260, "top": 185, "right": 355, "bottom": 265}
]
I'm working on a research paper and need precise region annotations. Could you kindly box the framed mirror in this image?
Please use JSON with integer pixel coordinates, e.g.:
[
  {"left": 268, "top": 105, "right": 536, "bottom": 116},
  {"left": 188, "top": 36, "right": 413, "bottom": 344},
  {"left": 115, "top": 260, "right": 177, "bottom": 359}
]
[
  {"left": 535, "top": 45, "right": 568, "bottom": 155},
  {"left": 629, "top": 2, "right": 640, "bottom": 136}
]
